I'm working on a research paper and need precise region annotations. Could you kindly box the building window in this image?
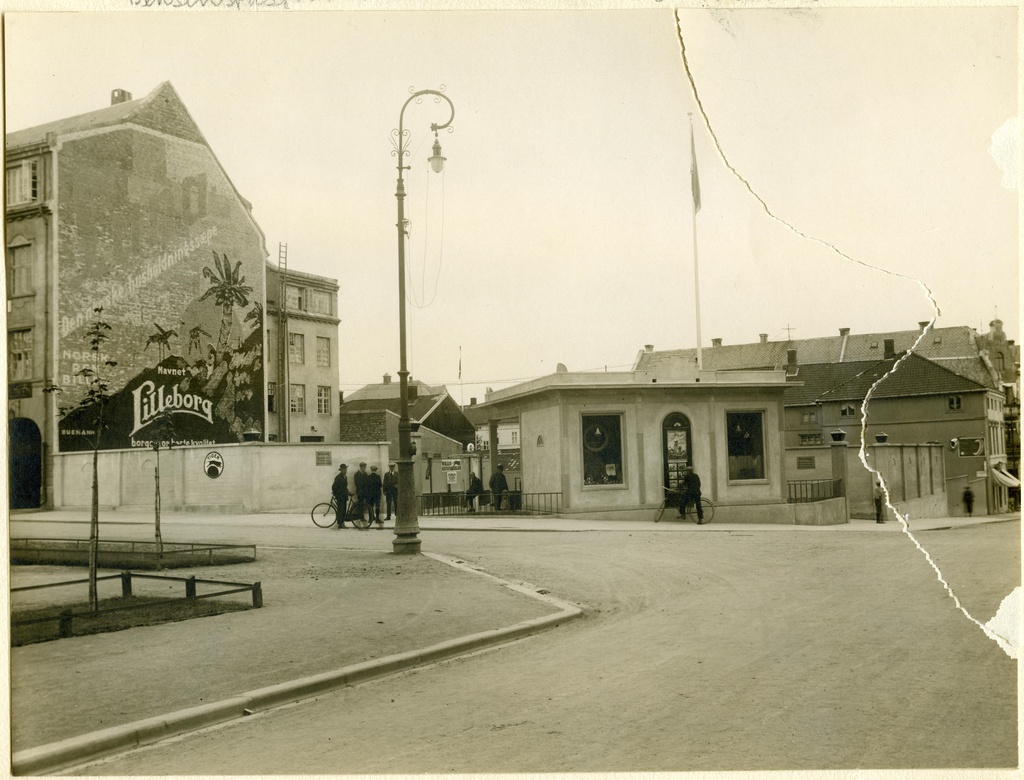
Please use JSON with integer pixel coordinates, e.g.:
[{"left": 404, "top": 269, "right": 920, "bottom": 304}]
[
  {"left": 316, "top": 336, "right": 331, "bottom": 367},
  {"left": 267, "top": 381, "right": 276, "bottom": 413},
  {"left": 796, "top": 456, "right": 815, "bottom": 470},
  {"left": 995, "top": 353, "right": 1006, "bottom": 371},
  {"left": 290, "top": 384, "right": 305, "bottom": 414},
  {"left": 581, "top": 414, "right": 623, "bottom": 485},
  {"left": 6, "top": 161, "right": 38, "bottom": 206},
  {"left": 317, "top": 385, "right": 331, "bottom": 414},
  {"left": 800, "top": 410, "right": 817, "bottom": 424},
  {"left": 511, "top": 430, "right": 519, "bottom": 445},
  {"left": 309, "top": 290, "right": 332, "bottom": 315},
  {"left": 840, "top": 404, "right": 857, "bottom": 417},
  {"left": 727, "top": 411, "right": 766, "bottom": 481},
  {"left": 799, "top": 433, "right": 823, "bottom": 446},
  {"left": 8, "top": 329, "right": 32, "bottom": 380},
  {"left": 289, "top": 333, "right": 304, "bottom": 364},
  {"left": 285, "top": 285, "right": 304, "bottom": 311},
  {"left": 948, "top": 395, "right": 963, "bottom": 412},
  {"left": 7, "top": 243, "right": 32, "bottom": 295}
]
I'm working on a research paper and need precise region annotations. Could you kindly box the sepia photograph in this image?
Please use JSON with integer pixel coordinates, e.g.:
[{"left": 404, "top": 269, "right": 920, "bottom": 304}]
[{"left": 4, "top": 2, "right": 1019, "bottom": 774}]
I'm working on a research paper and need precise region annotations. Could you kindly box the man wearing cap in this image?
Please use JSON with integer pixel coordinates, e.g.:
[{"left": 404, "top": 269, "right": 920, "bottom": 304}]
[
  {"left": 366, "top": 465, "right": 384, "bottom": 526},
  {"left": 382, "top": 463, "right": 399, "bottom": 521},
  {"left": 331, "top": 464, "right": 351, "bottom": 529},
  {"left": 489, "top": 463, "right": 509, "bottom": 511}
]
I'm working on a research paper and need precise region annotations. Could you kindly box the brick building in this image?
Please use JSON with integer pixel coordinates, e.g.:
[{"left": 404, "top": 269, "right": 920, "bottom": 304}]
[
  {"left": 6, "top": 83, "right": 339, "bottom": 508},
  {"left": 634, "top": 323, "right": 1021, "bottom": 515}
]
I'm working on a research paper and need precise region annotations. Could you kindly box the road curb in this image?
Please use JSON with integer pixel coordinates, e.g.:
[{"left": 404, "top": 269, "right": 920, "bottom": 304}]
[{"left": 12, "top": 555, "right": 582, "bottom": 775}]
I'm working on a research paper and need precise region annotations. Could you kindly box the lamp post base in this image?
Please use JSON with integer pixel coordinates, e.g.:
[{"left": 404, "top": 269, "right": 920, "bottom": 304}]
[{"left": 392, "top": 533, "right": 421, "bottom": 555}]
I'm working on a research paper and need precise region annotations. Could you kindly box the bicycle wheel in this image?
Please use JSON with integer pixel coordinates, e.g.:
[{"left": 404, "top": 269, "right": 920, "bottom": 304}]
[
  {"left": 700, "top": 498, "right": 714, "bottom": 524},
  {"left": 682, "top": 497, "right": 712, "bottom": 524},
  {"left": 654, "top": 500, "right": 667, "bottom": 523},
  {"left": 350, "top": 503, "right": 372, "bottom": 530},
  {"left": 311, "top": 502, "right": 337, "bottom": 528}
]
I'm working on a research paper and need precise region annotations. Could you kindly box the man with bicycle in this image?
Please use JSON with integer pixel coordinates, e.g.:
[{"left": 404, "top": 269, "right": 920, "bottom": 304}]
[
  {"left": 677, "top": 466, "right": 705, "bottom": 524},
  {"left": 332, "top": 464, "right": 351, "bottom": 529}
]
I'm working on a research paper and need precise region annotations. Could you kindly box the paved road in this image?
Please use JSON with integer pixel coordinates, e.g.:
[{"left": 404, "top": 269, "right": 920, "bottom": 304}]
[{"left": 67, "top": 520, "right": 1018, "bottom": 774}]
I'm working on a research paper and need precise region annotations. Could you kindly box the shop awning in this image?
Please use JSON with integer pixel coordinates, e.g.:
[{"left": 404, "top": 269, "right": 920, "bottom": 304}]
[{"left": 991, "top": 467, "right": 1021, "bottom": 488}]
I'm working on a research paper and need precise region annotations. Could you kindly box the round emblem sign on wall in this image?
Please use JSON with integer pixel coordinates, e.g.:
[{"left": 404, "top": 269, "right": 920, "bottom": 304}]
[{"left": 204, "top": 451, "right": 224, "bottom": 479}]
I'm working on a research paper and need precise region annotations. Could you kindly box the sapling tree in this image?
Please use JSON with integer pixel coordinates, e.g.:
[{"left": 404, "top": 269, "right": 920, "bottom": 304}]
[
  {"left": 147, "top": 409, "right": 177, "bottom": 568},
  {"left": 45, "top": 308, "right": 117, "bottom": 613}
]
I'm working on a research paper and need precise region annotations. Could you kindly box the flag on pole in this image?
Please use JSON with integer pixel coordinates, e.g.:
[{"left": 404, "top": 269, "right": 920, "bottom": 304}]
[{"left": 690, "top": 122, "right": 701, "bottom": 214}]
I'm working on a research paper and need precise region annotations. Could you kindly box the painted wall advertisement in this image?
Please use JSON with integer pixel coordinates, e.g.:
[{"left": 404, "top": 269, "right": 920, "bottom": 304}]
[{"left": 56, "top": 111, "right": 265, "bottom": 452}]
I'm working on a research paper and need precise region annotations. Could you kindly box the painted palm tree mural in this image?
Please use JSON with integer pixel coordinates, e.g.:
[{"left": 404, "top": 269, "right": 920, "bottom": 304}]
[
  {"left": 200, "top": 251, "right": 253, "bottom": 352},
  {"left": 144, "top": 323, "right": 178, "bottom": 362},
  {"left": 187, "top": 325, "right": 212, "bottom": 356}
]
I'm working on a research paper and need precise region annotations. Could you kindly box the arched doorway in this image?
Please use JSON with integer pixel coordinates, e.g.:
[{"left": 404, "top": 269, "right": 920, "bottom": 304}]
[
  {"left": 9, "top": 417, "right": 42, "bottom": 509},
  {"left": 662, "top": 413, "right": 692, "bottom": 508}
]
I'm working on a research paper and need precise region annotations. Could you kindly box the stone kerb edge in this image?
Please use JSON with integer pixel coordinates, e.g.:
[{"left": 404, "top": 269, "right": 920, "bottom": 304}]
[{"left": 12, "top": 554, "right": 582, "bottom": 775}]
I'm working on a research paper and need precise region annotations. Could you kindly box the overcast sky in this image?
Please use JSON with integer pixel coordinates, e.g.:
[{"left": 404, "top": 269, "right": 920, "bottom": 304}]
[{"left": 5, "top": 6, "right": 1018, "bottom": 402}]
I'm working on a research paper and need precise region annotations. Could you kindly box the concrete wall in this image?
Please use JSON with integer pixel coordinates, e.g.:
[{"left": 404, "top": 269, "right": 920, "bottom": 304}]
[
  {"left": 847, "top": 442, "right": 947, "bottom": 519},
  {"left": 53, "top": 441, "right": 390, "bottom": 513}
]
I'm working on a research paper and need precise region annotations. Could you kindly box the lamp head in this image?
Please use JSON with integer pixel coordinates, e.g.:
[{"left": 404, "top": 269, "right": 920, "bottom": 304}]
[{"left": 428, "top": 134, "right": 446, "bottom": 173}]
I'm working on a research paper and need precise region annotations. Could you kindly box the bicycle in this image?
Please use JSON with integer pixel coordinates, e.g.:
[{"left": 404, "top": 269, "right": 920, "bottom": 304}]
[
  {"left": 310, "top": 498, "right": 374, "bottom": 530},
  {"left": 653, "top": 489, "right": 714, "bottom": 524}
]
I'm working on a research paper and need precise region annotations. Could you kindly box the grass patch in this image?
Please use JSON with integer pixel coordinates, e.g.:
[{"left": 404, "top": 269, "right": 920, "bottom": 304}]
[{"left": 11, "top": 596, "right": 252, "bottom": 646}]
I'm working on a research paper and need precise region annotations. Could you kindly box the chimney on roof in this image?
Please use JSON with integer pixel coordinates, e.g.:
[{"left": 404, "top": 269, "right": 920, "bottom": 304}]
[
  {"left": 759, "top": 333, "right": 768, "bottom": 344},
  {"left": 408, "top": 384, "right": 418, "bottom": 401},
  {"left": 883, "top": 339, "right": 896, "bottom": 359},
  {"left": 711, "top": 338, "right": 723, "bottom": 347},
  {"left": 787, "top": 349, "right": 798, "bottom": 375},
  {"left": 111, "top": 88, "right": 132, "bottom": 105},
  {"left": 383, "top": 373, "right": 391, "bottom": 384},
  {"left": 470, "top": 397, "right": 477, "bottom": 406},
  {"left": 644, "top": 344, "right": 654, "bottom": 353},
  {"left": 918, "top": 321, "right": 929, "bottom": 331},
  {"left": 839, "top": 327, "right": 850, "bottom": 337}
]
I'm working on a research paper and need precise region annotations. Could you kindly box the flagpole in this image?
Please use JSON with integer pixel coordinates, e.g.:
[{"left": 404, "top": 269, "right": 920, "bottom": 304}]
[{"left": 689, "top": 114, "right": 703, "bottom": 371}]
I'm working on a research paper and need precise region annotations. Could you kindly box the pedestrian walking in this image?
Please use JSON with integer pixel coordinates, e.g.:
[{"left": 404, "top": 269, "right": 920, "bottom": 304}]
[
  {"left": 873, "top": 481, "right": 885, "bottom": 523},
  {"left": 331, "top": 464, "right": 351, "bottom": 529},
  {"left": 489, "top": 464, "right": 509, "bottom": 511},
  {"left": 677, "top": 466, "right": 705, "bottom": 524},
  {"left": 963, "top": 484, "right": 975, "bottom": 517},
  {"left": 367, "top": 465, "right": 383, "bottom": 525},
  {"left": 466, "top": 471, "right": 483, "bottom": 512},
  {"left": 383, "top": 463, "right": 399, "bottom": 520}
]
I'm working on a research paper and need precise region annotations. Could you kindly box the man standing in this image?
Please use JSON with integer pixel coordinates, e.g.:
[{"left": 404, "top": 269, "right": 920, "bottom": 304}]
[
  {"left": 873, "top": 481, "right": 885, "bottom": 524},
  {"left": 367, "top": 465, "right": 383, "bottom": 526},
  {"left": 353, "top": 462, "right": 369, "bottom": 524},
  {"left": 963, "top": 484, "right": 975, "bottom": 517},
  {"left": 383, "top": 463, "right": 399, "bottom": 521},
  {"left": 332, "top": 464, "right": 350, "bottom": 529},
  {"left": 466, "top": 471, "right": 483, "bottom": 512},
  {"left": 489, "top": 464, "right": 509, "bottom": 511},
  {"left": 677, "top": 466, "right": 704, "bottom": 524}
]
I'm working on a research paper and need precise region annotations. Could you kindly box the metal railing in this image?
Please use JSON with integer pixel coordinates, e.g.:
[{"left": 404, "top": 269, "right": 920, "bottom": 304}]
[
  {"left": 417, "top": 491, "right": 562, "bottom": 517},
  {"left": 11, "top": 571, "right": 262, "bottom": 640},
  {"left": 787, "top": 479, "right": 843, "bottom": 503}
]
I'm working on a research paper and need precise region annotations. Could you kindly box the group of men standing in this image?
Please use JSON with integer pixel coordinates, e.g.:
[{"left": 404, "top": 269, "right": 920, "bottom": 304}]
[{"left": 331, "top": 462, "right": 400, "bottom": 529}]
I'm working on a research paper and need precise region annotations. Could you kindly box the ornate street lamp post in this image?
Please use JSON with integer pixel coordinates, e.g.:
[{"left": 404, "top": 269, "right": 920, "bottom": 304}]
[{"left": 391, "top": 87, "right": 455, "bottom": 554}]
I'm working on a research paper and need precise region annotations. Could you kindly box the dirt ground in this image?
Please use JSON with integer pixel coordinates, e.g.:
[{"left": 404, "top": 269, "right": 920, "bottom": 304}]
[{"left": 72, "top": 522, "right": 1019, "bottom": 774}]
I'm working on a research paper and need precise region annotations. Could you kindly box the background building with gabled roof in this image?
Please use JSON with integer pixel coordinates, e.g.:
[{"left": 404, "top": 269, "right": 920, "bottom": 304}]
[
  {"left": 635, "top": 323, "right": 1020, "bottom": 516},
  {"left": 7, "top": 82, "right": 338, "bottom": 509}
]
